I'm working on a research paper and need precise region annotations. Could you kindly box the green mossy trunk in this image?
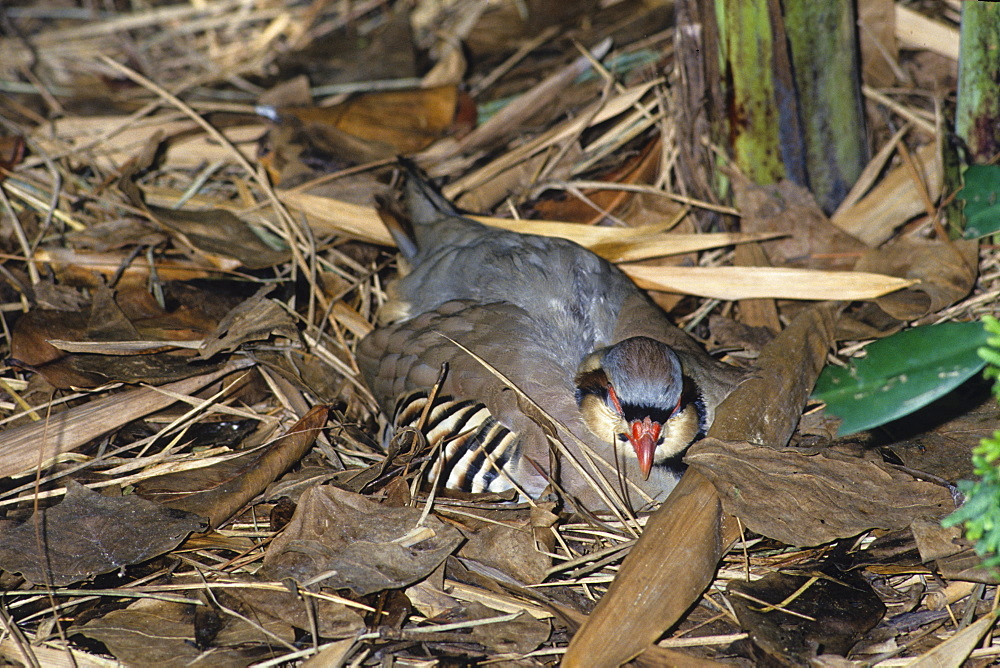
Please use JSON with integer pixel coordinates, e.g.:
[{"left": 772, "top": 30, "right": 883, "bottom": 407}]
[
  {"left": 685, "top": 0, "right": 868, "bottom": 214},
  {"left": 956, "top": 1, "right": 1000, "bottom": 164}
]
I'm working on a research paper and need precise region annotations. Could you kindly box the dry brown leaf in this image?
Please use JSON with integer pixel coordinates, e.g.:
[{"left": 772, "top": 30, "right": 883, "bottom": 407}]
[
  {"left": 77, "top": 596, "right": 290, "bottom": 667},
  {"left": 215, "top": 574, "right": 365, "bottom": 639},
  {"left": 448, "top": 507, "right": 552, "bottom": 585},
  {"left": 688, "top": 440, "right": 955, "bottom": 547},
  {"left": 142, "top": 206, "right": 290, "bottom": 270},
  {"left": 0, "top": 362, "right": 253, "bottom": 479},
  {"left": 10, "top": 284, "right": 224, "bottom": 389},
  {"left": 733, "top": 178, "right": 868, "bottom": 271},
  {"left": 905, "top": 612, "right": 995, "bottom": 668},
  {"left": 727, "top": 569, "right": 885, "bottom": 664},
  {"left": 198, "top": 288, "right": 299, "bottom": 359},
  {"left": 445, "top": 601, "right": 550, "bottom": 655},
  {"left": 527, "top": 137, "right": 661, "bottom": 225},
  {"left": 0, "top": 135, "right": 25, "bottom": 176},
  {"left": 562, "top": 470, "right": 732, "bottom": 667},
  {"left": 137, "top": 405, "right": 328, "bottom": 529},
  {"left": 0, "top": 481, "right": 206, "bottom": 586},
  {"left": 855, "top": 237, "right": 978, "bottom": 321},
  {"left": 261, "top": 484, "right": 464, "bottom": 595},
  {"left": 258, "top": 85, "right": 472, "bottom": 183}
]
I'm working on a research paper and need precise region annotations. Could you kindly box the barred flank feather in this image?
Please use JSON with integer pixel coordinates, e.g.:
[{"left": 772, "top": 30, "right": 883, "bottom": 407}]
[{"left": 391, "top": 391, "right": 520, "bottom": 493}]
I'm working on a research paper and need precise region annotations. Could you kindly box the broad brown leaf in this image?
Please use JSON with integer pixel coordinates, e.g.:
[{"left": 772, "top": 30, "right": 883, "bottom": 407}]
[
  {"left": 0, "top": 481, "right": 206, "bottom": 586},
  {"left": 261, "top": 484, "right": 463, "bottom": 595},
  {"left": 687, "top": 439, "right": 955, "bottom": 547}
]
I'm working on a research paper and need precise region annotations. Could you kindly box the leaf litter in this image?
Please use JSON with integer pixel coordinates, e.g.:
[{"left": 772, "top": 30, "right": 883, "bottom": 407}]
[{"left": 0, "top": 1, "right": 996, "bottom": 666}]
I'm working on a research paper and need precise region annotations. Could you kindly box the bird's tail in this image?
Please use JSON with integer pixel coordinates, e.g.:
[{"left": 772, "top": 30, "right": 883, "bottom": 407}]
[{"left": 397, "top": 157, "right": 463, "bottom": 224}]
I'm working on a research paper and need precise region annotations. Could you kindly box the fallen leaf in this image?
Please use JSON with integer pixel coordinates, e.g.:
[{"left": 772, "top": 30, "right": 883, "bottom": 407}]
[
  {"left": 855, "top": 237, "right": 978, "bottom": 321},
  {"left": 137, "top": 405, "right": 328, "bottom": 529},
  {"left": 77, "top": 595, "right": 289, "bottom": 667},
  {"left": 0, "top": 481, "right": 206, "bottom": 586},
  {"left": 215, "top": 574, "right": 366, "bottom": 639},
  {"left": 686, "top": 439, "right": 955, "bottom": 547},
  {"left": 261, "top": 484, "right": 464, "bottom": 595},
  {"left": 447, "top": 506, "right": 552, "bottom": 585},
  {"left": 733, "top": 177, "right": 868, "bottom": 271},
  {"left": 727, "top": 568, "right": 885, "bottom": 663},
  {"left": 198, "top": 287, "right": 299, "bottom": 359}
]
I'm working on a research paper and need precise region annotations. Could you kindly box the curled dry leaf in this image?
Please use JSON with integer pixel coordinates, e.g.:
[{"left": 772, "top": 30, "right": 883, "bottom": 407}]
[
  {"left": 198, "top": 287, "right": 299, "bottom": 359},
  {"left": 261, "top": 484, "right": 464, "bottom": 596},
  {"left": 0, "top": 481, "right": 207, "bottom": 586},
  {"left": 137, "top": 405, "right": 329, "bottom": 529},
  {"left": 854, "top": 237, "right": 978, "bottom": 322}
]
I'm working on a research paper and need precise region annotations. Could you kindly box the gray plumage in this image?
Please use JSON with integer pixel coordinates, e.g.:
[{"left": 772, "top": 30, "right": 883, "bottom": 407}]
[{"left": 357, "top": 164, "right": 744, "bottom": 511}]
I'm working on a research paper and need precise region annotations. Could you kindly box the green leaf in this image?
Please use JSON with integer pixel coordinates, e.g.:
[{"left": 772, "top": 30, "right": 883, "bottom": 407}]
[
  {"left": 960, "top": 165, "right": 1000, "bottom": 239},
  {"left": 812, "top": 321, "right": 989, "bottom": 436}
]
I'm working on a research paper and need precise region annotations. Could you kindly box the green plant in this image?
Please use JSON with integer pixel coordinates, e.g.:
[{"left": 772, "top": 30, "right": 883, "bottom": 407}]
[
  {"left": 942, "top": 316, "right": 1000, "bottom": 566},
  {"left": 812, "top": 321, "right": 989, "bottom": 436}
]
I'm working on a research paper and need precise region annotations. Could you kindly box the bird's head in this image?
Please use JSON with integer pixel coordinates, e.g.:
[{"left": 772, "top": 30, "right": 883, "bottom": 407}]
[{"left": 575, "top": 336, "right": 704, "bottom": 479}]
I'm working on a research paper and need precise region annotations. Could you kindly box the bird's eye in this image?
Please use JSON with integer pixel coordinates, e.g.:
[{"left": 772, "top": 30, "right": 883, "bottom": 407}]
[
  {"left": 656, "top": 437, "right": 665, "bottom": 446},
  {"left": 617, "top": 434, "right": 629, "bottom": 442}
]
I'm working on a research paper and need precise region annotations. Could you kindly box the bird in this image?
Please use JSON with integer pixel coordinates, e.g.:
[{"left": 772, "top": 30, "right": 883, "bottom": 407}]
[{"left": 356, "top": 162, "right": 745, "bottom": 511}]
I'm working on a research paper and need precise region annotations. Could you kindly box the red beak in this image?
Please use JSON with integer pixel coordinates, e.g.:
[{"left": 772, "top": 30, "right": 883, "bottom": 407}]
[{"left": 628, "top": 417, "right": 662, "bottom": 479}]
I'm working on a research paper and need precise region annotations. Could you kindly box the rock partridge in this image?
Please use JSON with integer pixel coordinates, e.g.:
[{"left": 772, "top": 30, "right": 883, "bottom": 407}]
[{"left": 357, "top": 163, "right": 745, "bottom": 511}]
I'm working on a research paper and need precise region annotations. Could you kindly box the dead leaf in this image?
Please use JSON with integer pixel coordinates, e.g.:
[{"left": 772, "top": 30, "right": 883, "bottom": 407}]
[
  {"left": 733, "top": 178, "right": 868, "bottom": 271},
  {"left": 143, "top": 205, "right": 290, "bottom": 270},
  {"left": 0, "top": 362, "right": 253, "bottom": 479},
  {"left": 528, "top": 137, "right": 661, "bottom": 224},
  {"left": 445, "top": 601, "right": 550, "bottom": 655},
  {"left": 10, "top": 284, "right": 224, "bottom": 389},
  {"left": 261, "top": 484, "right": 464, "bottom": 595},
  {"left": 0, "top": 481, "right": 206, "bottom": 586},
  {"left": 0, "top": 135, "right": 25, "bottom": 176},
  {"left": 727, "top": 569, "right": 885, "bottom": 663},
  {"left": 910, "top": 517, "right": 965, "bottom": 562},
  {"left": 687, "top": 439, "right": 955, "bottom": 547},
  {"left": 446, "top": 506, "right": 552, "bottom": 585},
  {"left": 258, "top": 85, "right": 471, "bottom": 183},
  {"left": 198, "top": 287, "right": 299, "bottom": 359},
  {"left": 77, "top": 595, "right": 289, "bottom": 667},
  {"left": 855, "top": 237, "right": 978, "bottom": 321},
  {"left": 215, "top": 574, "right": 365, "bottom": 639},
  {"left": 137, "top": 405, "right": 328, "bottom": 529}
]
